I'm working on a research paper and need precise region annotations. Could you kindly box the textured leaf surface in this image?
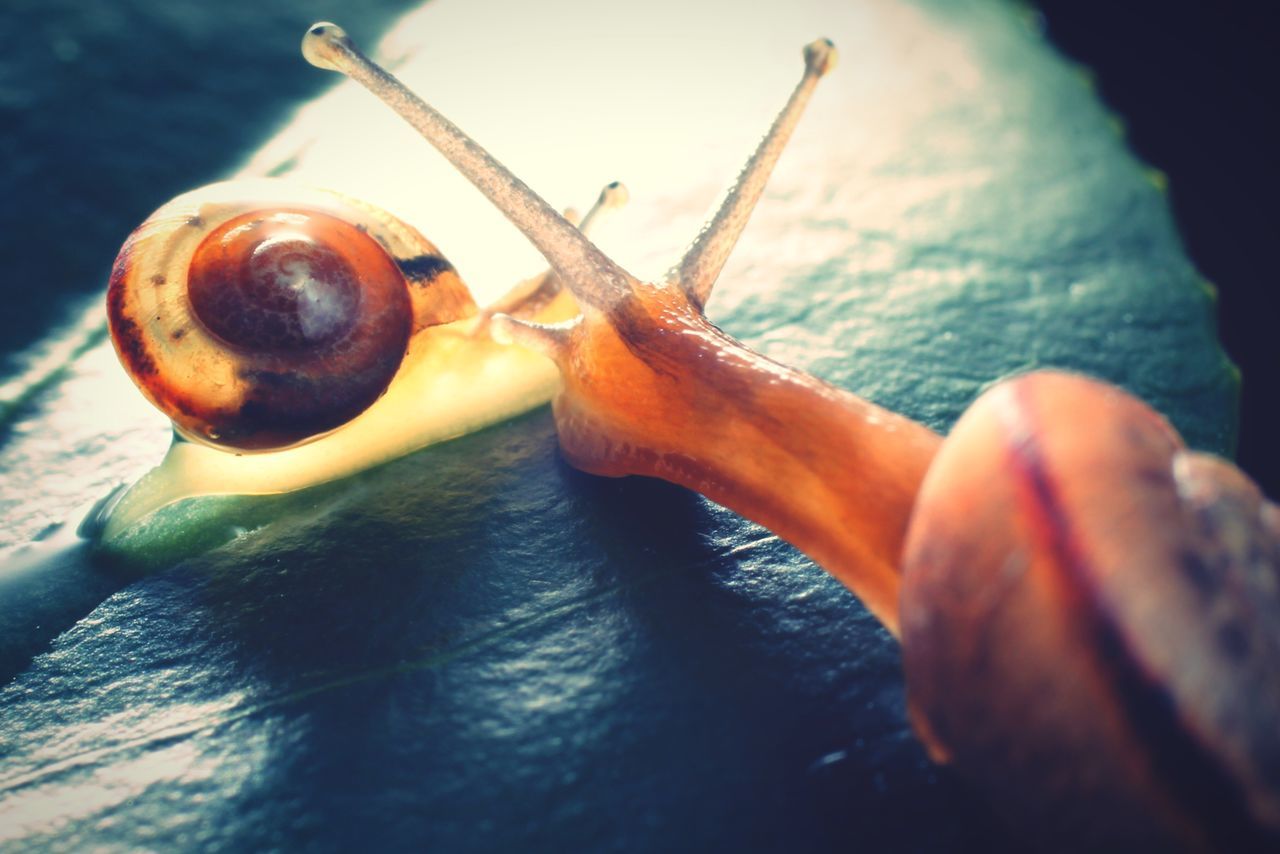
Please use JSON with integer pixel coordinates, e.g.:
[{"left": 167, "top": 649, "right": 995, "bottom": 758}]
[{"left": 0, "top": 0, "right": 1236, "bottom": 850}]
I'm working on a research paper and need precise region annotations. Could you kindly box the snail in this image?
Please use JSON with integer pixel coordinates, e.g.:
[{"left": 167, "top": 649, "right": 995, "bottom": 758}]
[
  {"left": 95, "top": 172, "right": 628, "bottom": 540},
  {"left": 284, "top": 22, "right": 1279, "bottom": 850}
]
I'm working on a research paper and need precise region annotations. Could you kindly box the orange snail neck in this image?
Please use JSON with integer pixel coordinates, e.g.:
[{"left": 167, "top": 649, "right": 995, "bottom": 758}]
[
  {"left": 301, "top": 24, "right": 935, "bottom": 630},
  {"left": 555, "top": 283, "right": 942, "bottom": 635}
]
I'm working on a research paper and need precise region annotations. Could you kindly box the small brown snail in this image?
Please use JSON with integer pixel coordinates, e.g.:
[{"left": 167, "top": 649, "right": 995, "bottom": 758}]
[
  {"left": 107, "top": 181, "right": 476, "bottom": 450},
  {"left": 97, "top": 175, "right": 627, "bottom": 539},
  {"left": 291, "top": 22, "right": 1280, "bottom": 850}
]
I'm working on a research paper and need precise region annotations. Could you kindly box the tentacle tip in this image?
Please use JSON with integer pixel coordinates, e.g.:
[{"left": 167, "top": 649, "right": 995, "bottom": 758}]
[
  {"left": 302, "top": 22, "right": 352, "bottom": 71},
  {"left": 803, "top": 38, "right": 837, "bottom": 77},
  {"left": 600, "top": 181, "right": 630, "bottom": 209}
]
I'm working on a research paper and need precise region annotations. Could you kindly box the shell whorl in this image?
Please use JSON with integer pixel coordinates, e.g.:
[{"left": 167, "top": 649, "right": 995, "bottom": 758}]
[
  {"left": 107, "top": 179, "right": 476, "bottom": 451},
  {"left": 901, "top": 371, "right": 1280, "bottom": 849}
]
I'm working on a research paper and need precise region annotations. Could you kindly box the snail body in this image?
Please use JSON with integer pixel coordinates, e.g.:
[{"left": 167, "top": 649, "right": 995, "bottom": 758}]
[{"left": 293, "top": 23, "right": 1279, "bottom": 848}]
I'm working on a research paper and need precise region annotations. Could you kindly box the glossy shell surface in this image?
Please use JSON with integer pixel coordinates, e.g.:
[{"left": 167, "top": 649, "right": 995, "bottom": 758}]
[
  {"left": 901, "top": 372, "right": 1280, "bottom": 849},
  {"left": 107, "top": 179, "right": 476, "bottom": 449}
]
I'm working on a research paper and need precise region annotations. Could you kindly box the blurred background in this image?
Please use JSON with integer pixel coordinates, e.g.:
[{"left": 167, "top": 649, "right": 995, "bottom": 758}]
[{"left": 1, "top": 0, "right": 1276, "bottom": 494}]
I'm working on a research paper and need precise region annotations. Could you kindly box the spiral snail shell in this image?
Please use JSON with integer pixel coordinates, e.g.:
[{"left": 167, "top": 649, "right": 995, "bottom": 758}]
[
  {"left": 107, "top": 179, "right": 476, "bottom": 451},
  {"left": 900, "top": 372, "right": 1280, "bottom": 848}
]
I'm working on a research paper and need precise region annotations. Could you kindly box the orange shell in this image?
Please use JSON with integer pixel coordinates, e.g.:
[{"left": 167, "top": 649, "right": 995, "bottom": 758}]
[{"left": 900, "top": 371, "right": 1280, "bottom": 849}]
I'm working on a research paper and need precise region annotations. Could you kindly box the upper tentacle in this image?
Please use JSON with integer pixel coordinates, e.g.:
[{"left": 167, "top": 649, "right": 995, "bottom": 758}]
[
  {"left": 303, "top": 23, "right": 638, "bottom": 312},
  {"left": 669, "top": 39, "right": 836, "bottom": 310}
]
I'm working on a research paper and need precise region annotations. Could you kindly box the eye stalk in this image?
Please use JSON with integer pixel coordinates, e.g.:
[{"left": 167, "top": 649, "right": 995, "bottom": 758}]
[
  {"left": 303, "top": 21, "right": 837, "bottom": 315},
  {"left": 303, "top": 20, "right": 640, "bottom": 311}
]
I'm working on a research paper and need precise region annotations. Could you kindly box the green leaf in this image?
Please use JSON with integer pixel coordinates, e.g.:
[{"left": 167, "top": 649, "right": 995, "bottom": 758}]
[{"left": 0, "top": 0, "right": 1236, "bottom": 849}]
